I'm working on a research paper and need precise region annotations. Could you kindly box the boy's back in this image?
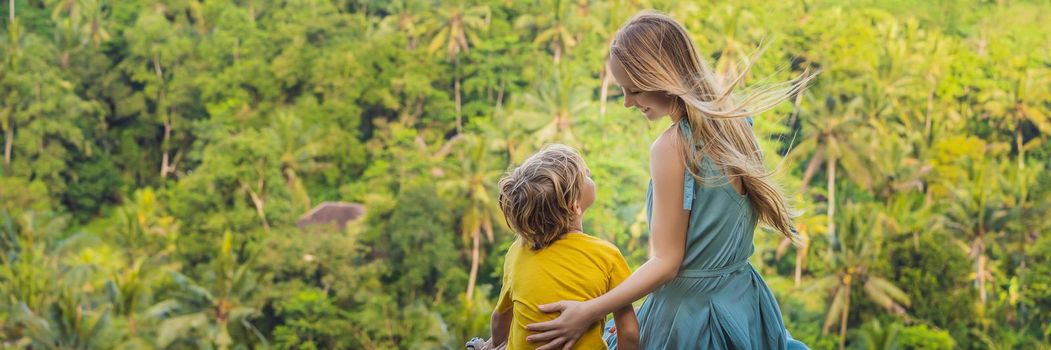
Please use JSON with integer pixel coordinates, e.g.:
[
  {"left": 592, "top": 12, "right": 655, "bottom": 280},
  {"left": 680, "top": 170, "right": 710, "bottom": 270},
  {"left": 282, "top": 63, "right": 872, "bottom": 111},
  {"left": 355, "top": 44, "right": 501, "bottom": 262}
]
[{"left": 496, "top": 233, "right": 630, "bottom": 349}]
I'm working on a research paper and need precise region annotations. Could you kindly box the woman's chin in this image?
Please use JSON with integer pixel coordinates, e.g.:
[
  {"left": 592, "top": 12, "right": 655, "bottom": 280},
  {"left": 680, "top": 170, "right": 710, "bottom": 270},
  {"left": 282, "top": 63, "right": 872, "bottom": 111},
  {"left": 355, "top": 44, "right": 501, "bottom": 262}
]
[{"left": 643, "top": 112, "right": 663, "bottom": 121}]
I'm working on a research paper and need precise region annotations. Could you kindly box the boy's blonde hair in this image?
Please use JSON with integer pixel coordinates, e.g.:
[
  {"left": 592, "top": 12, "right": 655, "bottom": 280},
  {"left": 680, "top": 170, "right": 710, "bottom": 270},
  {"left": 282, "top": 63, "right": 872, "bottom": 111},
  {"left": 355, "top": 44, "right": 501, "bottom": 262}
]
[{"left": 498, "top": 144, "right": 588, "bottom": 250}]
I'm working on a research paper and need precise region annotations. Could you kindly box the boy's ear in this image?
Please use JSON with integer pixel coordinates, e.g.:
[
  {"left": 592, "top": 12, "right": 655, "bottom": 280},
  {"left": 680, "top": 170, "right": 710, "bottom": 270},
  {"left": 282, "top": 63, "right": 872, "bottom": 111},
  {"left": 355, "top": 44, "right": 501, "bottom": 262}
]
[{"left": 572, "top": 200, "right": 583, "bottom": 216}]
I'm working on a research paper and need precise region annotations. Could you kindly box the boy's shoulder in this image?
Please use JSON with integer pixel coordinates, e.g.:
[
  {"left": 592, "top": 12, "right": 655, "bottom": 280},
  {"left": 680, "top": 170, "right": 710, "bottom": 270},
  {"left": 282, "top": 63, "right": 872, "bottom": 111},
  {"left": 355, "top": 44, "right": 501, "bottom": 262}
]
[
  {"left": 505, "top": 234, "right": 625, "bottom": 260},
  {"left": 505, "top": 238, "right": 525, "bottom": 257},
  {"left": 565, "top": 233, "right": 625, "bottom": 257}
]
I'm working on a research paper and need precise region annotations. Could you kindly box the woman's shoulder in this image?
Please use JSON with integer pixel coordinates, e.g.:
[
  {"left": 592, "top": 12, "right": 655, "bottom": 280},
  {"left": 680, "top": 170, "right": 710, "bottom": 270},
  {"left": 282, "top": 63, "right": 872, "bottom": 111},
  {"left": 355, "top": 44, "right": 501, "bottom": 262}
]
[
  {"left": 650, "top": 124, "right": 687, "bottom": 178},
  {"left": 652, "top": 123, "right": 684, "bottom": 150}
]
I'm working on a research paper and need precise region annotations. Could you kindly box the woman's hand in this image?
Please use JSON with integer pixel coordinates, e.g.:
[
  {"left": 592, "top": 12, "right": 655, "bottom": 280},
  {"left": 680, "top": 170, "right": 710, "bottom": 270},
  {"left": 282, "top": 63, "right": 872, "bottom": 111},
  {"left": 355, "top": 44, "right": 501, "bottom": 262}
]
[{"left": 525, "top": 300, "right": 602, "bottom": 350}]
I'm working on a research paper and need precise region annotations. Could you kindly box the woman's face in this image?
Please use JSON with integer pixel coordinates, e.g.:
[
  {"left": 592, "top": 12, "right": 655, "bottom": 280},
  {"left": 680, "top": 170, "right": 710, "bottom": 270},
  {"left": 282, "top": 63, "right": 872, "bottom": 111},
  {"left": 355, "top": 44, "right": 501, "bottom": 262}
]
[{"left": 609, "top": 56, "right": 678, "bottom": 121}]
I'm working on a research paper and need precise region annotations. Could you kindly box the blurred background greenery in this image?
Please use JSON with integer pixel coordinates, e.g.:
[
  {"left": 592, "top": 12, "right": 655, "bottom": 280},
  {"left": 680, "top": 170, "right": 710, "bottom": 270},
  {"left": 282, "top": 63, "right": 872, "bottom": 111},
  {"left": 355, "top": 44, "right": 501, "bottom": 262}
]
[{"left": 0, "top": 0, "right": 1049, "bottom": 348}]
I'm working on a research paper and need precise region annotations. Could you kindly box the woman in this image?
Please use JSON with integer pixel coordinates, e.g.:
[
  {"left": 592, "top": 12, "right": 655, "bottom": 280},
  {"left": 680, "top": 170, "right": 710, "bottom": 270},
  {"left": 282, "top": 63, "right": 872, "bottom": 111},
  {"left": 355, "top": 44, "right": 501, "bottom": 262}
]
[{"left": 523, "top": 11, "right": 814, "bottom": 350}]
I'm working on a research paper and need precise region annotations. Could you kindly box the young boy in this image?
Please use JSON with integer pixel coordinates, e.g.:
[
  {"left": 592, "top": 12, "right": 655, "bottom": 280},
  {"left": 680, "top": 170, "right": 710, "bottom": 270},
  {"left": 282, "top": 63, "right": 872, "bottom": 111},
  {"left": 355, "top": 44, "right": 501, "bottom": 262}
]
[{"left": 474, "top": 144, "right": 639, "bottom": 350}]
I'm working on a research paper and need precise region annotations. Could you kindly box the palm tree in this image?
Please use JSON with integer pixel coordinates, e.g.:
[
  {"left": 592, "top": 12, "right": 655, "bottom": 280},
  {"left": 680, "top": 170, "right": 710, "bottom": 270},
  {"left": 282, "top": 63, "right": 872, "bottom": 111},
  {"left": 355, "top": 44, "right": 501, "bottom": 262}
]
[
  {"left": 0, "top": 212, "right": 70, "bottom": 315},
  {"left": 149, "top": 232, "right": 266, "bottom": 349},
  {"left": 864, "top": 120, "right": 933, "bottom": 202},
  {"left": 511, "top": 65, "right": 590, "bottom": 147},
  {"left": 692, "top": 4, "right": 761, "bottom": 85},
  {"left": 103, "top": 190, "right": 181, "bottom": 342},
  {"left": 597, "top": 1, "right": 638, "bottom": 117},
  {"left": 998, "top": 159, "right": 1048, "bottom": 317},
  {"left": 379, "top": 0, "right": 429, "bottom": 50},
  {"left": 0, "top": 212, "right": 121, "bottom": 348},
  {"left": 775, "top": 199, "right": 825, "bottom": 287},
  {"left": 976, "top": 31, "right": 1051, "bottom": 173},
  {"left": 1, "top": 0, "right": 21, "bottom": 168},
  {"left": 268, "top": 111, "right": 330, "bottom": 213},
  {"left": 47, "top": 0, "right": 112, "bottom": 68},
  {"left": 791, "top": 92, "right": 871, "bottom": 239},
  {"left": 853, "top": 320, "right": 901, "bottom": 350},
  {"left": 808, "top": 202, "right": 911, "bottom": 350},
  {"left": 938, "top": 156, "right": 1015, "bottom": 304},
  {"left": 15, "top": 289, "right": 117, "bottom": 349},
  {"left": 427, "top": 1, "right": 490, "bottom": 135},
  {"left": 439, "top": 134, "right": 504, "bottom": 301},
  {"left": 112, "top": 188, "right": 179, "bottom": 259},
  {"left": 514, "top": 0, "right": 598, "bottom": 65},
  {"left": 105, "top": 257, "right": 154, "bottom": 341}
]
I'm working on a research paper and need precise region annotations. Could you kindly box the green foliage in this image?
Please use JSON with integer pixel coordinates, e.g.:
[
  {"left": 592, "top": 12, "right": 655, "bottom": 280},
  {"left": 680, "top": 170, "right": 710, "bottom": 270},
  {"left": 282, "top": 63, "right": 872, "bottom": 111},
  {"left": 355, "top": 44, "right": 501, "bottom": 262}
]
[
  {"left": 0, "top": 0, "right": 1048, "bottom": 348},
  {"left": 898, "top": 324, "right": 955, "bottom": 350},
  {"left": 272, "top": 289, "right": 353, "bottom": 350}
]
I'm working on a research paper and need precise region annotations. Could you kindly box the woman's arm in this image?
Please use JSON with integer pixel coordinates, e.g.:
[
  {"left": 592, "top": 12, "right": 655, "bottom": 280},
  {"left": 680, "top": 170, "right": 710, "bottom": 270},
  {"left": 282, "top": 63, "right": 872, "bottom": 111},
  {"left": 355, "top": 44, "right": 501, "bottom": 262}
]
[{"left": 525, "top": 129, "right": 690, "bottom": 350}]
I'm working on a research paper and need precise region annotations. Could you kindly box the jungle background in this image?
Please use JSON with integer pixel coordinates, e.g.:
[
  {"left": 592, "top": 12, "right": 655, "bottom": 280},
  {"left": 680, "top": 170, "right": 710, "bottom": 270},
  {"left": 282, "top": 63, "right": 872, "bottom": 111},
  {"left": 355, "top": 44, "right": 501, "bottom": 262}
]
[{"left": 1, "top": 0, "right": 1049, "bottom": 349}]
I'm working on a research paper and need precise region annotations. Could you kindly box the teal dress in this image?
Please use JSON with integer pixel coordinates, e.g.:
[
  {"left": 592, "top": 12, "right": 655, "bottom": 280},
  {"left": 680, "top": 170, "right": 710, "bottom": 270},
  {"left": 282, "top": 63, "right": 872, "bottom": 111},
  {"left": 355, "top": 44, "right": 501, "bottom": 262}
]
[{"left": 606, "top": 121, "right": 807, "bottom": 349}]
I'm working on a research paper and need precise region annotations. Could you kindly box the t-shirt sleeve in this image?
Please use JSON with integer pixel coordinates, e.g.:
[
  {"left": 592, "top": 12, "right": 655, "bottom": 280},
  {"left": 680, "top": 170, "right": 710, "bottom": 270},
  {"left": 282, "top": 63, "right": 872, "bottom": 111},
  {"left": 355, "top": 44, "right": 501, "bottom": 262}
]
[
  {"left": 606, "top": 244, "right": 632, "bottom": 291},
  {"left": 495, "top": 245, "right": 515, "bottom": 313}
]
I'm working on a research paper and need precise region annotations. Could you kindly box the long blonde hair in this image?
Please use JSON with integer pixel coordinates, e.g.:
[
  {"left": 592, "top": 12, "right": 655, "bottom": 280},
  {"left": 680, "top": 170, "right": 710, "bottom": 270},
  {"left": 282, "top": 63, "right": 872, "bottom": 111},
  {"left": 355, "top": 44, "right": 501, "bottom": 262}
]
[{"left": 610, "top": 11, "right": 815, "bottom": 240}]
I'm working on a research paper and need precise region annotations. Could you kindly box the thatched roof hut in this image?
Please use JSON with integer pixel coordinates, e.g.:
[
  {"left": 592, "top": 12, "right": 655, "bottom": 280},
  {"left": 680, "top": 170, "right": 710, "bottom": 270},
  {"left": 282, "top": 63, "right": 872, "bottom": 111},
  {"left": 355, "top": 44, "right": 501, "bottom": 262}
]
[{"left": 296, "top": 202, "right": 365, "bottom": 231}]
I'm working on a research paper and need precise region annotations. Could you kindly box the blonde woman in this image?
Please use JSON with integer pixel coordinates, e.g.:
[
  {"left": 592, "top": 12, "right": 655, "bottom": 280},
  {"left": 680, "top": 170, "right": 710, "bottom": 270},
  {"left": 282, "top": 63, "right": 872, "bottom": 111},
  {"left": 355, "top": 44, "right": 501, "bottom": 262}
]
[{"left": 524, "top": 12, "right": 813, "bottom": 349}]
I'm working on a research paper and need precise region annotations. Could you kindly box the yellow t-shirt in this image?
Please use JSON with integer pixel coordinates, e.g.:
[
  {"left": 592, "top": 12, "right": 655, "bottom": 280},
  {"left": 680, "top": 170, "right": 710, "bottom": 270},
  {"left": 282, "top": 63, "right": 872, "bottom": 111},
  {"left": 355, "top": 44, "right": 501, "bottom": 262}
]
[{"left": 495, "top": 233, "right": 631, "bottom": 350}]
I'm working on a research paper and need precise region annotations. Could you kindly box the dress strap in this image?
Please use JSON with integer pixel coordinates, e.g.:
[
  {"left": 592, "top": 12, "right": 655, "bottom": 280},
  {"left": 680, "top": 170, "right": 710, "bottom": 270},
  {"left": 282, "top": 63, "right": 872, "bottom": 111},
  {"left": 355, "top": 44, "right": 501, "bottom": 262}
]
[
  {"left": 678, "top": 122, "right": 697, "bottom": 210},
  {"left": 676, "top": 118, "right": 754, "bottom": 210},
  {"left": 683, "top": 168, "right": 696, "bottom": 210}
]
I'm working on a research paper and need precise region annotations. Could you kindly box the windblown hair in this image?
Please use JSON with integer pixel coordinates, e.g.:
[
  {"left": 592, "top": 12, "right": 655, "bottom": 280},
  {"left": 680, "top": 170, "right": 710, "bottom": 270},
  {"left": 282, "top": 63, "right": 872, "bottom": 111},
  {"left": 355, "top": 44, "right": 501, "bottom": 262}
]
[
  {"left": 498, "top": 144, "right": 588, "bottom": 249},
  {"left": 610, "top": 11, "right": 816, "bottom": 240}
]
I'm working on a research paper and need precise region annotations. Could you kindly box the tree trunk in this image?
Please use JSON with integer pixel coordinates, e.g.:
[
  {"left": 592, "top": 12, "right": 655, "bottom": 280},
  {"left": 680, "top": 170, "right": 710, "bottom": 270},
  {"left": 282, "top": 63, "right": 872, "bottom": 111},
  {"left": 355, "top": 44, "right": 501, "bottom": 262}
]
[
  {"left": 128, "top": 313, "right": 137, "bottom": 336},
  {"left": 3, "top": 125, "right": 11, "bottom": 167},
  {"left": 242, "top": 180, "right": 270, "bottom": 232},
  {"left": 788, "top": 88, "right": 804, "bottom": 128},
  {"left": 6, "top": 0, "right": 14, "bottom": 168},
  {"left": 161, "top": 119, "right": 171, "bottom": 179},
  {"left": 454, "top": 56, "right": 462, "bottom": 135},
  {"left": 794, "top": 243, "right": 805, "bottom": 287},
  {"left": 482, "top": 217, "right": 494, "bottom": 242},
  {"left": 925, "top": 88, "right": 934, "bottom": 145},
  {"left": 978, "top": 251, "right": 987, "bottom": 303},
  {"left": 839, "top": 281, "right": 851, "bottom": 350},
  {"left": 800, "top": 147, "right": 825, "bottom": 194},
  {"left": 600, "top": 62, "right": 610, "bottom": 117},
  {"left": 285, "top": 169, "right": 312, "bottom": 212},
  {"left": 1016, "top": 118, "right": 1024, "bottom": 170},
  {"left": 495, "top": 75, "right": 506, "bottom": 113},
  {"left": 827, "top": 154, "right": 837, "bottom": 238},
  {"left": 466, "top": 228, "right": 480, "bottom": 301},
  {"left": 154, "top": 54, "right": 170, "bottom": 180}
]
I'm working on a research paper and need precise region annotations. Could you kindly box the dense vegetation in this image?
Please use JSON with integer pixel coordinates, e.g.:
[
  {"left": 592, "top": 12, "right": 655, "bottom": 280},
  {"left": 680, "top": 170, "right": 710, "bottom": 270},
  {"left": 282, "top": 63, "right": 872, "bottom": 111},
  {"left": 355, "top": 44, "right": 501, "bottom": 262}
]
[{"left": 1, "top": 0, "right": 1049, "bottom": 348}]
